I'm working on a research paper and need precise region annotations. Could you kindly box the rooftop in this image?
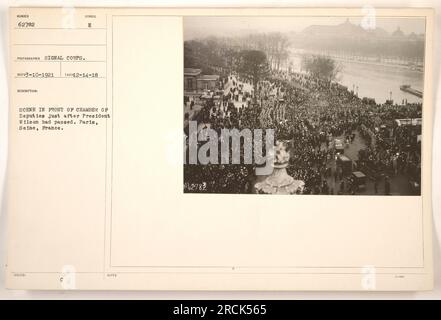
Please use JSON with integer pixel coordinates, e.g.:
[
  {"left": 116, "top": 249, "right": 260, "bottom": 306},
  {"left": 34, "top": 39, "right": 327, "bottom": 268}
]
[{"left": 184, "top": 68, "right": 202, "bottom": 76}]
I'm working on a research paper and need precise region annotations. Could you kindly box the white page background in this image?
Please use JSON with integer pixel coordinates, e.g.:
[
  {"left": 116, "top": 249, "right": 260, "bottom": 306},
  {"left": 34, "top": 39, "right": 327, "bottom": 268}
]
[{"left": 0, "top": 0, "right": 440, "bottom": 299}]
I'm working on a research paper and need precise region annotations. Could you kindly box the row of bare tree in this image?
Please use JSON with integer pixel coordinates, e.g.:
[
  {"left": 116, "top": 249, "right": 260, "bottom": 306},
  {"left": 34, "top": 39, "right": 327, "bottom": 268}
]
[
  {"left": 230, "top": 33, "right": 291, "bottom": 71},
  {"left": 185, "top": 32, "right": 291, "bottom": 73}
]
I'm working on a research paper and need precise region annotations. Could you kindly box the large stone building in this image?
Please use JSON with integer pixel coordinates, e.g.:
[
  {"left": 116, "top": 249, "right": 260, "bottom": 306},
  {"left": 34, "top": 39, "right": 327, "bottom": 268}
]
[
  {"left": 184, "top": 68, "right": 201, "bottom": 91},
  {"left": 184, "top": 68, "right": 220, "bottom": 92}
]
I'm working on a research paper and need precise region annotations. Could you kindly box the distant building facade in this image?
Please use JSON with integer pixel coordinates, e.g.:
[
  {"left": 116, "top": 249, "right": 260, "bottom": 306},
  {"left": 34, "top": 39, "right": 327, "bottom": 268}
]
[
  {"left": 184, "top": 68, "right": 201, "bottom": 91},
  {"left": 184, "top": 68, "right": 220, "bottom": 92}
]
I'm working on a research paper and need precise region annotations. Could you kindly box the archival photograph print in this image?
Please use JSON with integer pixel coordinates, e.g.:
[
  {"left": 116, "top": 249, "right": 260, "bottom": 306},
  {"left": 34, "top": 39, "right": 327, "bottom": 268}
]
[{"left": 183, "top": 16, "right": 425, "bottom": 195}]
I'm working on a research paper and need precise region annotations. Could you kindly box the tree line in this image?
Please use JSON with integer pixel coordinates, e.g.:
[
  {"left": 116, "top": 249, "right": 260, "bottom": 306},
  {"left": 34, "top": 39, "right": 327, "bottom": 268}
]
[{"left": 184, "top": 32, "right": 291, "bottom": 74}]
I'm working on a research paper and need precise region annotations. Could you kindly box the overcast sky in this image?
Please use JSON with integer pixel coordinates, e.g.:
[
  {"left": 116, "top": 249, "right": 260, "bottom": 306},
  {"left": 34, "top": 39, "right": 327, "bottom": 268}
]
[{"left": 184, "top": 16, "right": 426, "bottom": 40}]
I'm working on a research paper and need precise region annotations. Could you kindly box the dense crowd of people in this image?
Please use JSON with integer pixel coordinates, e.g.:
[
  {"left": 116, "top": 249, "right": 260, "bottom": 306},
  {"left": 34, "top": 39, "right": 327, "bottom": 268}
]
[{"left": 184, "top": 67, "right": 422, "bottom": 195}]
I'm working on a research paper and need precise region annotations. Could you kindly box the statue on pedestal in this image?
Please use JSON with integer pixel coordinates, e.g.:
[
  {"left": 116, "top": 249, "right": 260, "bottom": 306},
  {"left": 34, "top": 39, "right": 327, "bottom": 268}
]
[{"left": 254, "top": 140, "right": 305, "bottom": 195}]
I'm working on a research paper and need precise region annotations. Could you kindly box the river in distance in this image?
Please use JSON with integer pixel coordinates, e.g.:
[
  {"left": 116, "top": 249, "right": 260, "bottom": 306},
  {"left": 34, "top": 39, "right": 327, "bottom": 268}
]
[{"left": 290, "top": 55, "right": 424, "bottom": 104}]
